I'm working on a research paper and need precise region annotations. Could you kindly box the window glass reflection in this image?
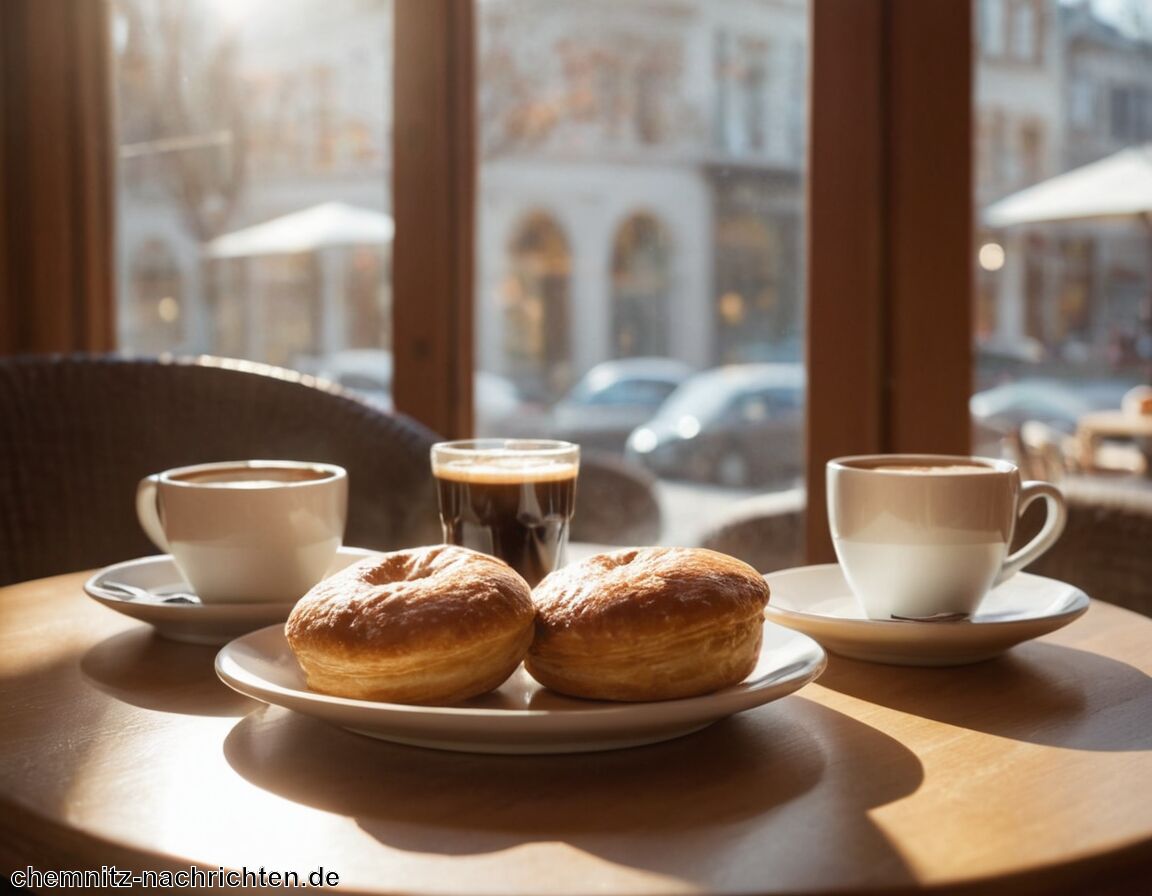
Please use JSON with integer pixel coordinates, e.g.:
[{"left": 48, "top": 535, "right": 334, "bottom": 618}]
[
  {"left": 113, "top": 0, "right": 392, "bottom": 380},
  {"left": 477, "top": 0, "right": 809, "bottom": 553},
  {"left": 974, "top": 0, "right": 1152, "bottom": 478}
]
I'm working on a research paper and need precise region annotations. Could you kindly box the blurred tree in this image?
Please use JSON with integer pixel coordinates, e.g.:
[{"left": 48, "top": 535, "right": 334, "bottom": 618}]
[{"left": 114, "top": 0, "right": 247, "bottom": 241}]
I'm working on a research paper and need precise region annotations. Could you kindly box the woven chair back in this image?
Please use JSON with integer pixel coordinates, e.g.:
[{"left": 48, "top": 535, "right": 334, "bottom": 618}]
[{"left": 0, "top": 355, "right": 443, "bottom": 585}]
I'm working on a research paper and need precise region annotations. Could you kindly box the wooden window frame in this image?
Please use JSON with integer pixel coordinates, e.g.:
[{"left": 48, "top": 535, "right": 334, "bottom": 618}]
[
  {"left": 806, "top": 0, "right": 973, "bottom": 561},
  {"left": 0, "top": 0, "right": 116, "bottom": 354},
  {"left": 0, "top": 0, "right": 972, "bottom": 560},
  {"left": 392, "top": 0, "right": 475, "bottom": 440}
]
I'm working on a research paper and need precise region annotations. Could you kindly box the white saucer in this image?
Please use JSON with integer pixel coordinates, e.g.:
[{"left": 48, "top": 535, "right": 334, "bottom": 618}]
[
  {"left": 763, "top": 564, "right": 1089, "bottom": 666},
  {"left": 215, "top": 622, "right": 826, "bottom": 754},
  {"left": 84, "top": 547, "right": 379, "bottom": 646}
]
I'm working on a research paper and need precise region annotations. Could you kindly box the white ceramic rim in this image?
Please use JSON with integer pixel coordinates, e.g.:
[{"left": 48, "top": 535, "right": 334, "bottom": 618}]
[
  {"left": 827, "top": 453, "right": 1018, "bottom": 476},
  {"left": 215, "top": 622, "right": 826, "bottom": 722},
  {"left": 83, "top": 547, "right": 378, "bottom": 613},
  {"left": 431, "top": 439, "right": 579, "bottom": 462},
  {"left": 154, "top": 459, "right": 347, "bottom": 489},
  {"left": 764, "top": 564, "right": 1089, "bottom": 631}
]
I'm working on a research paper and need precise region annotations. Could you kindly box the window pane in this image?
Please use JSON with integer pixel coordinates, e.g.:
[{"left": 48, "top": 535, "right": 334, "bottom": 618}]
[
  {"left": 974, "top": 0, "right": 1152, "bottom": 472},
  {"left": 476, "top": 0, "right": 809, "bottom": 559},
  {"left": 112, "top": 0, "right": 393, "bottom": 400},
  {"left": 973, "top": 0, "right": 1152, "bottom": 625}
]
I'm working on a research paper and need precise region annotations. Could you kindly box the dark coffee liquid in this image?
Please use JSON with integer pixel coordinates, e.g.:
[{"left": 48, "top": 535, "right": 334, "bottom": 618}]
[{"left": 436, "top": 472, "right": 576, "bottom": 587}]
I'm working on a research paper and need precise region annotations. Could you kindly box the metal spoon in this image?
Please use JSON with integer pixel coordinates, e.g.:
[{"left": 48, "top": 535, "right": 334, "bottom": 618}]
[
  {"left": 100, "top": 580, "right": 201, "bottom": 605},
  {"left": 889, "top": 611, "right": 970, "bottom": 623}
]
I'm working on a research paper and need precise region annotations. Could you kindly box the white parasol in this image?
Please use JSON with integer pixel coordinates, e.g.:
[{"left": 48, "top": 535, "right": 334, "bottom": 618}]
[
  {"left": 984, "top": 144, "right": 1152, "bottom": 227},
  {"left": 984, "top": 143, "right": 1152, "bottom": 383},
  {"left": 205, "top": 202, "right": 394, "bottom": 258}
]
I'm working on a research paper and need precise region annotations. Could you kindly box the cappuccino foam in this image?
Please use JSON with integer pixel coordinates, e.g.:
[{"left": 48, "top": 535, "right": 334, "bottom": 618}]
[
  {"left": 872, "top": 464, "right": 996, "bottom": 475},
  {"left": 175, "top": 467, "right": 333, "bottom": 487}
]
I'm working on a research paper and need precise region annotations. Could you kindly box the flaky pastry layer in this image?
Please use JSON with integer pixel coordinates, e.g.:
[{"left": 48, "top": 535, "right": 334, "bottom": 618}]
[
  {"left": 286, "top": 544, "right": 534, "bottom": 704},
  {"left": 526, "top": 547, "right": 769, "bottom": 701}
]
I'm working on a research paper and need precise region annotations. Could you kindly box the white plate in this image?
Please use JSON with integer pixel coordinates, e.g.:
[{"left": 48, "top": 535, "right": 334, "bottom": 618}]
[
  {"left": 215, "top": 623, "right": 826, "bottom": 754},
  {"left": 84, "top": 547, "right": 379, "bottom": 646},
  {"left": 764, "top": 564, "right": 1090, "bottom": 666}
]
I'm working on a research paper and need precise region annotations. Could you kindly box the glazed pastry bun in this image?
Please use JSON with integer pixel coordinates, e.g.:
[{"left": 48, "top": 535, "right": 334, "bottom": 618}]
[
  {"left": 286, "top": 545, "right": 535, "bottom": 704},
  {"left": 526, "top": 547, "right": 769, "bottom": 701}
]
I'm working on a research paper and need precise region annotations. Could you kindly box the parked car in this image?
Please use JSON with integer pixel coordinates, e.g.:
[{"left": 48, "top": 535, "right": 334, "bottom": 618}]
[
  {"left": 473, "top": 371, "right": 530, "bottom": 436},
  {"left": 551, "top": 357, "right": 694, "bottom": 453},
  {"left": 970, "top": 376, "right": 1139, "bottom": 456},
  {"left": 625, "top": 363, "right": 805, "bottom": 487}
]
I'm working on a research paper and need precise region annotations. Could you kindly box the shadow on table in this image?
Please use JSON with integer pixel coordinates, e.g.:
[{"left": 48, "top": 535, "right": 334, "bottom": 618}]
[
  {"left": 80, "top": 627, "right": 252, "bottom": 717},
  {"left": 223, "top": 697, "right": 923, "bottom": 890},
  {"left": 816, "top": 641, "right": 1152, "bottom": 752}
]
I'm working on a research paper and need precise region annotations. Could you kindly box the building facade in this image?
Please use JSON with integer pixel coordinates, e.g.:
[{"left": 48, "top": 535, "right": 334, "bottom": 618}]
[
  {"left": 115, "top": 0, "right": 807, "bottom": 402},
  {"left": 475, "top": 0, "right": 807, "bottom": 400},
  {"left": 976, "top": 0, "right": 1152, "bottom": 374},
  {"left": 115, "top": 0, "right": 1152, "bottom": 398}
]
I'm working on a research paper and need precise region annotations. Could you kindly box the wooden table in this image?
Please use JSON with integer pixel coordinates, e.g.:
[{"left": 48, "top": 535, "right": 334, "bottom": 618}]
[
  {"left": 3, "top": 571, "right": 1152, "bottom": 895},
  {"left": 1075, "top": 409, "right": 1152, "bottom": 471}
]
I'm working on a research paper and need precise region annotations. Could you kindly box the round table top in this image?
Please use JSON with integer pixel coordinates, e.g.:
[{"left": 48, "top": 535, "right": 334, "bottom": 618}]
[{"left": 2, "top": 569, "right": 1152, "bottom": 894}]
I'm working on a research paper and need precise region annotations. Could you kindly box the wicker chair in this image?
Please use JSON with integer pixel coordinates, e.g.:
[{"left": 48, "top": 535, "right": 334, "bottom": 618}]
[
  {"left": 696, "top": 488, "right": 806, "bottom": 573},
  {"left": 0, "top": 354, "right": 443, "bottom": 586},
  {"left": 570, "top": 451, "right": 663, "bottom": 546},
  {"left": 1016, "top": 475, "right": 1152, "bottom": 618}
]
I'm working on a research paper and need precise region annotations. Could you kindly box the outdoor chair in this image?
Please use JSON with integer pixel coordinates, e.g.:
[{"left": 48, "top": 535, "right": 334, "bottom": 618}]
[
  {"left": 696, "top": 488, "right": 806, "bottom": 573},
  {"left": 569, "top": 451, "right": 663, "bottom": 547},
  {"left": 0, "top": 354, "right": 442, "bottom": 586},
  {"left": 1017, "top": 475, "right": 1152, "bottom": 618}
]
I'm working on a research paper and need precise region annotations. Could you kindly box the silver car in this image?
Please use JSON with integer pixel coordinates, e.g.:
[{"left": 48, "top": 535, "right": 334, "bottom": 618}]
[
  {"left": 552, "top": 357, "right": 694, "bottom": 452},
  {"left": 626, "top": 363, "right": 805, "bottom": 487}
]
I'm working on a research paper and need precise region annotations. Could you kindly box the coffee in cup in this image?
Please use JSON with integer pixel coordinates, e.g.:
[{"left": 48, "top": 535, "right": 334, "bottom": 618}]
[
  {"left": 827, "top": 454, "right": 1067, "bottom": 620},
  {"left": 431, "top": 440, "right": 579, "bottom": 587},
  {"left": 135, "top": 460, "right": 348, "bottom": 603}
]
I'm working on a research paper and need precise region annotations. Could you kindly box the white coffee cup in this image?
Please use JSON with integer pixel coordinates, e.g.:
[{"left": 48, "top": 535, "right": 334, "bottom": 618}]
[
  {"left": 135, "top": 460, "right": 348, "bottom": 604},
  {"left": 827, "top": 454, "right": 1067, "bottom": 620}
]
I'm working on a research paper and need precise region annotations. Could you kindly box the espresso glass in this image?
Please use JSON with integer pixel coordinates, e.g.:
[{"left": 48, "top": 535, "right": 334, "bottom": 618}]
[{"left": 431, "top": 439, "right": 579, "bottom": 587}]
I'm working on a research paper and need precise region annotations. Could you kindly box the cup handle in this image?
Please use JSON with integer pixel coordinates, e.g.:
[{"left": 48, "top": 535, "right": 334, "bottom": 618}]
[
  {"left": 135, "top": 474, "right": 171, "bottom": 553},
  {"left": 994, "top": 480, "right": 1067, "bottom": 586}
]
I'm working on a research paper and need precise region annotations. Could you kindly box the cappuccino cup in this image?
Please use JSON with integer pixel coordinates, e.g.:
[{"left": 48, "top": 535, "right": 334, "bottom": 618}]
[
  {"left": 827, "top": 454, "right": 1067, "bottom": 620},
  {"left": 135, "top": 460, "right": 348, "bottom": 603}
]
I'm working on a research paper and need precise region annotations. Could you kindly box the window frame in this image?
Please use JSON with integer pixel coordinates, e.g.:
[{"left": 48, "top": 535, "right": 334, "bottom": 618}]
[
  {"left": 395, "top": 4, "right": 973, "bottom": 558},
  {"left": 0, "top": 0, "right": 116, "bottom": 354},
  {"left": 805, "top": 0, "right": 973, "bottom": 560}
]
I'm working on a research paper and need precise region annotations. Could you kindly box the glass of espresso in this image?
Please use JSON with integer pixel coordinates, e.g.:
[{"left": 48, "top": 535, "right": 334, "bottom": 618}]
[{"left": 431, "top": 439, "right": 579, "bottom": 587}]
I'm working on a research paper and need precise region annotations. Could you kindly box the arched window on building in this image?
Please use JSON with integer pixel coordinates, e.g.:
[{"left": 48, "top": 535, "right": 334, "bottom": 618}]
[
  {"left": 611, "top": 213, "right": 672, "bottom": 358},
  {"left": 1024, "top": 232, "right": 1049, "bottom": 346},
  {"left": 346, "top": 246, "right": 390, "bottom": 349},
  {"left": 714, "top": 214, "right": 792, "bottom": 363},
  {"left": 502, "top": 211, "right": 572, "bottom": 401},
  {"left": 127, "top": 239, "right": 185, "bottom": 354},
  {"left": 1010, "top": 0, "right": 1040, "bottom": 64},
  {"left": 980, "top": 0, "right": 1006, "bottom": 58}
]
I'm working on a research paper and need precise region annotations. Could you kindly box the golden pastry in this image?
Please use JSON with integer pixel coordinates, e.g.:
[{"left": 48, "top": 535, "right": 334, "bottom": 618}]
[
  {"left": 526, "top": 546, "right": 769, "bottom": 701},
  {"left": 286, "top": 544, "right": 534, "bottom": 704}
]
